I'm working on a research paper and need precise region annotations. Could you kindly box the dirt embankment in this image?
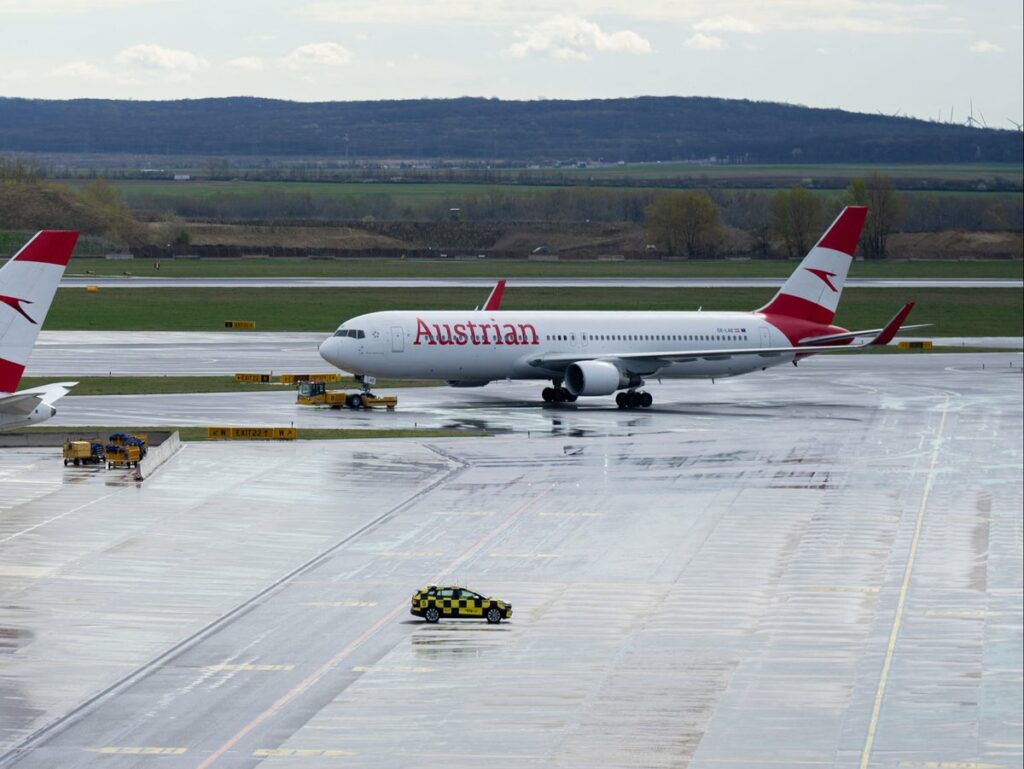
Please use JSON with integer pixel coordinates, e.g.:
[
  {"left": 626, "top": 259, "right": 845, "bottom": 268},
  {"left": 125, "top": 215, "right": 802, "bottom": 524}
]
[{"left": 887, "top": 231, "right": 1023, "bottom": 259}]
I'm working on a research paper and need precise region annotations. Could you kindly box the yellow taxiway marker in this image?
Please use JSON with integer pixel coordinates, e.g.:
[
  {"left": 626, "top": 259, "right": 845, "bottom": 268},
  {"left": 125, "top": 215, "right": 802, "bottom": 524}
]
[{"left": 86, "top": 747, "right": 187, "bottom": 755}]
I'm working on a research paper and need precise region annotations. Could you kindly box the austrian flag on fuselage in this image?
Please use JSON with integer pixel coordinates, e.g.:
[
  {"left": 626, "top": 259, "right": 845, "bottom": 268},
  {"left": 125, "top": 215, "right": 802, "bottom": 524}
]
[{"left": 318, "top": 206, "right": 928, "bottom": 409}]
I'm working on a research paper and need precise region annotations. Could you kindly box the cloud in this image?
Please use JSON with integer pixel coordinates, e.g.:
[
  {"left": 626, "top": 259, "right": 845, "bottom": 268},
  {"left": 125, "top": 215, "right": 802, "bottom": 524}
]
[
  {"left": 228, "top": 56, "right": 265, "bottom": 70},
  {"left": 115, "top": 44, "right": 208, "bottom": 73},
  {"left": 508, "top": 16, "right": 652, "bottom": 60},
  {"left": 52, "top": 61, "right": 111, "bottom": 79},
  {"left": 684, "top": 33, "right": 726, "bottom": 50},
  {"left": 282, "top": 42, "right": 353, "bottom": 70},
  {"left": 694, "top": 15, "right": 758, "bottom": 34},
  {"left": 969, "top": 40, "right": 1003, "bottom": 54}
]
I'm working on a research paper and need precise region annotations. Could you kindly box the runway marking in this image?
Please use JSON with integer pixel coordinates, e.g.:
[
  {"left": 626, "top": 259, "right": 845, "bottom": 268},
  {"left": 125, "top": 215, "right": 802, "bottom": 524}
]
[
  {"left": 487, "top": 552, "right": 559, "bottom": 559},
  {"left": 860, "top": 396, "right": 950, "bottom": 769},
  {"left": 253, "top": 748, "right": 356, "bottom": 757},
  {"left": 0, "top": 489, "right": 128, "bottom": 545},
  {"left": 377, "top": 550, "right": 444, "bottom": 558},
  {"left": 87, "top": 746, "right": 187, "bottom": 755},
  {"left": 303, "top": 601, "right": 377, "bottom": 608},
  {"left": 194, "top": 485, "right": 552, "bottom": 769},
  {"left": 925, "top": 609, "right": 1016, "bottom": 619},
  {"left": 351, "top": 665, "right": 437, "bottom": 673},
  {"left": 206, "top": 664, "right": 294, "bottom": 672},
  {"left": 833, "top": 548, "right": 890, "bottom": 556},
  {"left": 430, "top": 510, "right": 495, "bottom": 516},
  {"left": 807, "top": 586, "right": 880, "bottom": 594}
]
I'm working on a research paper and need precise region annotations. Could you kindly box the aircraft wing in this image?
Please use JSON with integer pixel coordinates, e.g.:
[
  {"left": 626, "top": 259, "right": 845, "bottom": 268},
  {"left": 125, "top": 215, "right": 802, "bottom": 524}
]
[
  {"left": 529, "top": 304, "right": 920, "bottom": 372},
  {"left": 0, "top": 382, "right": 77, "bottom": 414},
  {"left": 798, "top": 304, "right": 929, "bottom": 346}
]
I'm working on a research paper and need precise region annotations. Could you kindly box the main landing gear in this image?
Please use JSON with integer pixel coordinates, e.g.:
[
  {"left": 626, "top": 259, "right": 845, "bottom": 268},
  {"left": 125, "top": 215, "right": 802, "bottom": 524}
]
[
  {"left": 616, "top": 390, "right": 653, "bottom": 409},
  {"left": 542, "top": 385, "right": 577, "bottom": 404}
]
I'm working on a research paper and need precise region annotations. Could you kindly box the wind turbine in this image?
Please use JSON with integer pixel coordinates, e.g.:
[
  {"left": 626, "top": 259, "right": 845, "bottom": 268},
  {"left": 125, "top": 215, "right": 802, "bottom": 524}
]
[{"left": 1007, "top": 118, "right": 1023, "bottom": 131}]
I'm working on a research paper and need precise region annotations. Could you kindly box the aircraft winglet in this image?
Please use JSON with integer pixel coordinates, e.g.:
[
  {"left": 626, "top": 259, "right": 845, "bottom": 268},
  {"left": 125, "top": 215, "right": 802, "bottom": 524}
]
[{"left": 869, "top": 302, "right": 915, "bottom": 346}]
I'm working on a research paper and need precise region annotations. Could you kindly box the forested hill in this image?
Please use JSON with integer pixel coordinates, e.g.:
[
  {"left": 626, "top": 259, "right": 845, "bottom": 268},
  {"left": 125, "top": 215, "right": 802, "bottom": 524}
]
[{"left": 0, "top": 96, "right": 1020, "bottom": 164}]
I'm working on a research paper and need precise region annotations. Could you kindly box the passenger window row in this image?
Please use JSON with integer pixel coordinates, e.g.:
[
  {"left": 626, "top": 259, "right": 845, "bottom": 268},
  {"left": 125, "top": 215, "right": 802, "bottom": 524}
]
[{"left": 543, "top": 333, "right": 747, "bottom": 343}]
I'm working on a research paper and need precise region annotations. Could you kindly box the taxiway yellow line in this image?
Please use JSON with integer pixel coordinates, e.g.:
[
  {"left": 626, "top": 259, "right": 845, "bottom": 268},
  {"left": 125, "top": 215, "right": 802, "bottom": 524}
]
[{"left": 859, "top": 396, "right": 950, "bottom": 769}]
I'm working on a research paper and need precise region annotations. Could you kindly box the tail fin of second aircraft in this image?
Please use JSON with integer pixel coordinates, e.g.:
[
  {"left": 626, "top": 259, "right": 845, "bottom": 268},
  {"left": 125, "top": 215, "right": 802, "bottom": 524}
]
[
  {"left": 0, "top": 231, "right": 79, "bottom": 393},
  {"left": 756, "top": 206, "right": 867, "bottom": 324}
]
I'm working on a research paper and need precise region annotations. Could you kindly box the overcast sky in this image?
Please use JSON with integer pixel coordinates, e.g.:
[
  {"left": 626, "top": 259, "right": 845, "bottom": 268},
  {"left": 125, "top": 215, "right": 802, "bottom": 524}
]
[{"left": 1, "top": 0, "right": 1021, "bottom": 127}]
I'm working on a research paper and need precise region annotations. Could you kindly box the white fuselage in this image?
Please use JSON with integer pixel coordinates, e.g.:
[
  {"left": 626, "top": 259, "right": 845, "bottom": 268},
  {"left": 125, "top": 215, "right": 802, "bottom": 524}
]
[{"left": 318, "top": 310, "right": 794, "bottom": 384}]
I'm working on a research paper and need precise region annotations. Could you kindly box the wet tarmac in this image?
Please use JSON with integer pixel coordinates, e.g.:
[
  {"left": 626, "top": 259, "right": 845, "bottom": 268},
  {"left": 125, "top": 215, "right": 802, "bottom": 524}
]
[{"left": 1, "top": 353, "right": 1021, "bottom": 768}]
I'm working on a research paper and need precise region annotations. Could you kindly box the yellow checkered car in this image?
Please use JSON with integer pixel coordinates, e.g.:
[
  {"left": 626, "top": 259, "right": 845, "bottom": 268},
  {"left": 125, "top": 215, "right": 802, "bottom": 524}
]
[{"left": 411, "top": 585, "right": 512, "bottom": 624}]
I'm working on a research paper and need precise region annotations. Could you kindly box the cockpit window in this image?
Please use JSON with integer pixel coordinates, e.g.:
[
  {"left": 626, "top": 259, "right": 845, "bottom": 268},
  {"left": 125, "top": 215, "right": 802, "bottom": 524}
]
[
  {"left": 334, "top": 329, "right": 350, "bottom": 337},
  {"left": 333, "top": 329, "right": 365, "bottom": 339},
  {"left": 353, "top": 329, "right": 365, "bottom": 339}
]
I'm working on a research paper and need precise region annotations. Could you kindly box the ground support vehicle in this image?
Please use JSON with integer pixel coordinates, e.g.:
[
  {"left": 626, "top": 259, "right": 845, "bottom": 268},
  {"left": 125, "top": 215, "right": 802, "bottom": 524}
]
[
  {"left": 296, "top": 381, "right": 397, "bottom": 411},
  {"left": 105, "top": 444, "right": 143, "bottom": 469},
  {"left": 62, "top": 441, "right": 105, "bottom": 466},
  {"left": 104, "top": 433, "right": 147, "bottom": 469},
  {"left": 411, "top": 585, "right": 512, "bottom": 624}
]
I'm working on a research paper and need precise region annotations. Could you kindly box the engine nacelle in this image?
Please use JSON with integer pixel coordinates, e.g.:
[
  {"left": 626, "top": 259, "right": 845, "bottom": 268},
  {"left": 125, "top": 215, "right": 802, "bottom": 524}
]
[{"left": 565, "top": 360, "right": 637, "bottom": 396}]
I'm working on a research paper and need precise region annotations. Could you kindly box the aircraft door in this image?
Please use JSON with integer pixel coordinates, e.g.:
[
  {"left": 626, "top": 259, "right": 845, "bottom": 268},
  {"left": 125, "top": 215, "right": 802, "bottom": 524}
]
[
  {"left": 759, "top": 327, "right": 771, "bottom": 347},
  {"left": 580, "top": 332, "right": 589, "bottom": 349},
  {"left": 391, "top": 326, "right": 404, "bottom": 353}
]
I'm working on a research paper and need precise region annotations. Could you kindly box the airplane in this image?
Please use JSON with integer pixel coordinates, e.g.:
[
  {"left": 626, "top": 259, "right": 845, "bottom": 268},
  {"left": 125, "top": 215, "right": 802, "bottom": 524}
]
[
  {"left": 317, "top": 206, "right": 925, "bottom": 409},
  {"left": 0, "top": 231, "right": 79, "bottom": 430}
]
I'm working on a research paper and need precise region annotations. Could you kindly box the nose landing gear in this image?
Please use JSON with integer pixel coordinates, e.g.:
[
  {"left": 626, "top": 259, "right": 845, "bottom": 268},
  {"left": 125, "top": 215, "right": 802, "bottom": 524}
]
[{"left": 615, "top": 390, "right": 653, "bottom": 409}]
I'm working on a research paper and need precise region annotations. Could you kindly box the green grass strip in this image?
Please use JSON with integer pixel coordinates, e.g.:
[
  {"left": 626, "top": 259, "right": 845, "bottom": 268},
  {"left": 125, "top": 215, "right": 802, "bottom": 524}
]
[
  {"left": 45, "top": 286, "right": 1023, "bottom": 337},
  {"left": 55, "top": 257, "right": 1024, "bottom": 280}
]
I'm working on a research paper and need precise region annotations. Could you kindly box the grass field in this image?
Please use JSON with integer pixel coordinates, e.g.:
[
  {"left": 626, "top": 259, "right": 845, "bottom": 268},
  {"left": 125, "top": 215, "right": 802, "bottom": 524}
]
[
  {"left": 59, "top": 257, "right": 1024, "bottom": 280},
  {"left": 44, "top": 286, "right": 1023, "bottom": 337}
]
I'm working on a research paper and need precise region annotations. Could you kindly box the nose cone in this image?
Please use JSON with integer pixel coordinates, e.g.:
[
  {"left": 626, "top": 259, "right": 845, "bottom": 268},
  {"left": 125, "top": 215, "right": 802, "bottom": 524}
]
[{"left": 318, "top": 337, "right": 336, "bottom": 366}]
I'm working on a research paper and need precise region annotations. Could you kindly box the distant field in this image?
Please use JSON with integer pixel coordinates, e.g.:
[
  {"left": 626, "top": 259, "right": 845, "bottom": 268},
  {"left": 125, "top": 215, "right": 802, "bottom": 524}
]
[
  {"left": 57, "top": 257, "right": 1024, "bottom": 280},
  {"left": 550, "top": 162, "right": 1024, "bottom": 184},
  {"left": 89, "top": 174, "right": 1024, "bottom": 212},
  {"left": 44, "top": 286, "right": 1023, "bottom": 337}
]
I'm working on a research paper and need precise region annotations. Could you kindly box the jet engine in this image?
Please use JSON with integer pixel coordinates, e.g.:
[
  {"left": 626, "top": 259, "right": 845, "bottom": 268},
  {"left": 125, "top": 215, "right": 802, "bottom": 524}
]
[{"left": 565, "top": 360, "right": 637, "bottom": 396}]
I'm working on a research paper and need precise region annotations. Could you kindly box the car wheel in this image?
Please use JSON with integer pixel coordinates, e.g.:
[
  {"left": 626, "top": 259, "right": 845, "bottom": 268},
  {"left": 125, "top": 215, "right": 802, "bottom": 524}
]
[
  {"left": 424, "top": 607, "right": 440, "bottom": 623},
  {"left": 346, "top": 393, "right": 362, "bottom": 410},
  {"left": 486, "top": 607, "right": 502, "bottom": 624}
]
